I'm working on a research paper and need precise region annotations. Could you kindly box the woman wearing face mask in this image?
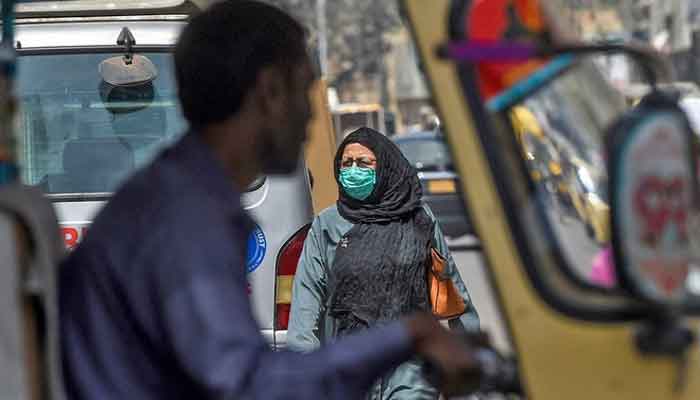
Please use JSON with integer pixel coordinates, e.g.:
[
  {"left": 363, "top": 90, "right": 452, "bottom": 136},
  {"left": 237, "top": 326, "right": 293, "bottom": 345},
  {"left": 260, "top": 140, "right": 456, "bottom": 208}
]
[{"left": 287, "top": 127, "right": 479, "bottom": 400}]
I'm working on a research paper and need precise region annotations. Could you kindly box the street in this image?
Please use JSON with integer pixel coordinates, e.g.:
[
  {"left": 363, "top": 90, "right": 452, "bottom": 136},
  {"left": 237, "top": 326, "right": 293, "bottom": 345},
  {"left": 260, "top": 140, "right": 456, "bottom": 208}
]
[{"left": 450, "top": 237, "right": 512, "bottom": 354}]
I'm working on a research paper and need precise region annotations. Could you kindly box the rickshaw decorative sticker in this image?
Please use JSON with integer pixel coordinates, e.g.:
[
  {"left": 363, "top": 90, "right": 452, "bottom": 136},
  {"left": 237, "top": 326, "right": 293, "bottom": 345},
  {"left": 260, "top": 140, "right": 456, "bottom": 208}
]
[
  {"left": 615, "top": 113, "right": 692, "bottom": 303},
  {"left": 466, "top": 0, "right": 548, "bottom": 100},
  {"left": 246, "top": 225, "right": 267, "bottom": 274}
]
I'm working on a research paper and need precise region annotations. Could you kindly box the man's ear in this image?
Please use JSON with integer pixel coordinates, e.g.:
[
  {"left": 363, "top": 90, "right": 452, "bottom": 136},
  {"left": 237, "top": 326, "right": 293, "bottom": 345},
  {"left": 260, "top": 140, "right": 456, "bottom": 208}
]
[{"left": 255, "top": 65, "right": 287, "bottom": 116}]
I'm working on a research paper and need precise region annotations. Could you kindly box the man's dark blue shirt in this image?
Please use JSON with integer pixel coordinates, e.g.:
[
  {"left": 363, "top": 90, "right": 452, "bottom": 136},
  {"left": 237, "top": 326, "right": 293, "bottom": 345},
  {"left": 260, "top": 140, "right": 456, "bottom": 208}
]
[{"left": 59, "top": 132, "right": 413, "bottom": 399}]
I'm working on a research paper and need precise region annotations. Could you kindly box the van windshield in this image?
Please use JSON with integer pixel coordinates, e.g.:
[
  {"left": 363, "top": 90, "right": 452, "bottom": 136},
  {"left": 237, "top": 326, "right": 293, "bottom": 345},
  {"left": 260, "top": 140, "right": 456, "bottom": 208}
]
[{"left": 16, "top": 53, "right": 187, "bottom": 196}]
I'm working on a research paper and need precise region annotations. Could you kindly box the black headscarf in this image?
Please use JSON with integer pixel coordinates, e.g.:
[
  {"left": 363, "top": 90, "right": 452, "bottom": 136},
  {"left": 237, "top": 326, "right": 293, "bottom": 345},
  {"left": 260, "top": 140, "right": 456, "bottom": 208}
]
[{"left": 328, "top": 127, "right": 433, "bottom": 335}]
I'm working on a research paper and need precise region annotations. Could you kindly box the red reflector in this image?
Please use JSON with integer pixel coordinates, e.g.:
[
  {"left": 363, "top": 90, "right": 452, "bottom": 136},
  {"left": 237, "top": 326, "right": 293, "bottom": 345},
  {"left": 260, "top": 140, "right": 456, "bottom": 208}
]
[
  {"left": 275, "top": 224, "right": 311, "bottom": 330},
  {"left": 276, "top": 303, "right": 291, "bottom": 331},
  {"left": 277, "top": 226, "right": 309, "bottom": 276}
]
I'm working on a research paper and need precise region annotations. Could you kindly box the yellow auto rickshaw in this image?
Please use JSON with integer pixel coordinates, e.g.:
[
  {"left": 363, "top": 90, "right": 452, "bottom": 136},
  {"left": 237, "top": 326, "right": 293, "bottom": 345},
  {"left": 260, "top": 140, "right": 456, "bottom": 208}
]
[
  {"left": 509, "top": 105, "right": 577, "bottom": 207},
  {"left": 510, "top": 105, "right": 549, "bottom": 182},
  {"left": 402, "top": 0, "right": 700, "bottom": 398},
  {"left": 566, "top": 156, "right": 610, "bottom": 245}
]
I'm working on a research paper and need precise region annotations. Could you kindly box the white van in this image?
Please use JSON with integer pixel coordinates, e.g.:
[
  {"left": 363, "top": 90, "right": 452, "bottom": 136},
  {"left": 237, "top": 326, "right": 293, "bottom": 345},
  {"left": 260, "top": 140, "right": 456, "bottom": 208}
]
[{"left": 14, "top": 0, "right": 314, "bottom": 349}]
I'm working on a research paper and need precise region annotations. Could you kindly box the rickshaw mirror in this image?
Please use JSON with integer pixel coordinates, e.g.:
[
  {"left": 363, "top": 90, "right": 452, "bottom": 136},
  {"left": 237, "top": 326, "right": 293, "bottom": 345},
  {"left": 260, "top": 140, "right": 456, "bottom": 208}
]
[
  {"left": 443, "top": 0, "right": 691, "bottom": 297},
  {"left": 99, "top": 54, "right": 158, "bottom": 87},
  {"left": 608, "top": 91, "right": 700, "bottom": 307},
  {"left": 98, "top": 80, "right": 155, "bottom": 115}
]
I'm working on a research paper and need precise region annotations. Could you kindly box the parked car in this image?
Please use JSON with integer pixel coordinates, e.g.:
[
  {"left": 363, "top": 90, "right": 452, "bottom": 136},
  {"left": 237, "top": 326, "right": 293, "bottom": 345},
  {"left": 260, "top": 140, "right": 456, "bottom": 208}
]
[
  {"left": 393, "top": 131, "right": 471, "bottom": 238},
  {"left": 14, "top": 0, "right": 316, "bottom": 349}
]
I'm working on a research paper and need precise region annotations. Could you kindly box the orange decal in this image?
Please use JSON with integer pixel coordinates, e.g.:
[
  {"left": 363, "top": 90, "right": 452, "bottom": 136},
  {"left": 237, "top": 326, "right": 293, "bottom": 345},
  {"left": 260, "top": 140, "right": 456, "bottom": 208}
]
[
  {"left": 466, "top": 0, "right": 548, "bottom": 99},
  {"left": 62, "top": 227, "right": 79, "bottom": 249}
]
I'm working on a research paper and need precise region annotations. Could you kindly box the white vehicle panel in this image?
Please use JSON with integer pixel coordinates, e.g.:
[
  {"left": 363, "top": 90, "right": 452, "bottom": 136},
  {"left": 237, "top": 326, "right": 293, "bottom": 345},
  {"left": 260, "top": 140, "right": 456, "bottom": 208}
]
[
  {"left": 16, "top": 21, "right": 185, "bottom": 48},
  {"left": 16, "top": 18, "right": 314, "bottom": 347}
]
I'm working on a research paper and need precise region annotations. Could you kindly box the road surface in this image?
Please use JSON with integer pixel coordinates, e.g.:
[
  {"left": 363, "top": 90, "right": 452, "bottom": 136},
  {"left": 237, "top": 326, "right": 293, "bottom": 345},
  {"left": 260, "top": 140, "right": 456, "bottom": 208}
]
[{"left": 450, "top": 238, "right": 512, "bottom": 354}]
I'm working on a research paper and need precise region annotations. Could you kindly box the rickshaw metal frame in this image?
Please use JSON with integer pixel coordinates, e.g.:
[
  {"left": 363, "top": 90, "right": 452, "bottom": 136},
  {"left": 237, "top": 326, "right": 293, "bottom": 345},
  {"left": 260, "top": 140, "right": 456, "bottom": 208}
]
[
  {"left": 401, "top": 0, "right": 700, "bottom": 398},
  {"left": 441, "top": 0, "right": 700, "bottom": 316}
]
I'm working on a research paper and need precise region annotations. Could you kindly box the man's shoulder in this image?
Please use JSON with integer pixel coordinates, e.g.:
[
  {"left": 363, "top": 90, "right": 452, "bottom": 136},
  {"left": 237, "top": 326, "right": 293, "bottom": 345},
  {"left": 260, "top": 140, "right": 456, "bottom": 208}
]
[{"left": 93, "top": 158, "right": 231, "bottom": 239}]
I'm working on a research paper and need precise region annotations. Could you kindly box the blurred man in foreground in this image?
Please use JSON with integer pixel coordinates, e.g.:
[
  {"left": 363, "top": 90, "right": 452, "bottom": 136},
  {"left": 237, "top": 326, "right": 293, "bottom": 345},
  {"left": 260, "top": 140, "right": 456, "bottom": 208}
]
[{"left": 59, "top": 1, "right": 479, "bottom": 398}]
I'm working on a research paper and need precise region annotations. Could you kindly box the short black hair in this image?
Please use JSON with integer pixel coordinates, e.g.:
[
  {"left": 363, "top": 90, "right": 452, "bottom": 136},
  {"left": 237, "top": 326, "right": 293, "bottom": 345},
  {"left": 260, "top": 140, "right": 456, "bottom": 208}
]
[{"left": 174, "top": 0, "right": 307, "bottom": 126}]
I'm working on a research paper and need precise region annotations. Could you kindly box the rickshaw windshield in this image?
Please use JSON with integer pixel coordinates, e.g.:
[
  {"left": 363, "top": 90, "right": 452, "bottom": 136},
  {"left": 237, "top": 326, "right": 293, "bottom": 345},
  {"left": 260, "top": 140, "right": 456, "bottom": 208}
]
[{"left": 491, "top": 56, "right": 628, "bottom": 287}]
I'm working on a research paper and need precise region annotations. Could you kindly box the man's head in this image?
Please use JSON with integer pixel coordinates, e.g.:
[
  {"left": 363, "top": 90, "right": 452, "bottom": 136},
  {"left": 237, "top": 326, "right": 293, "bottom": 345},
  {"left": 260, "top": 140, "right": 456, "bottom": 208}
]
[{"left": 174, "top": 0, "right": 315, "bottom": 177}]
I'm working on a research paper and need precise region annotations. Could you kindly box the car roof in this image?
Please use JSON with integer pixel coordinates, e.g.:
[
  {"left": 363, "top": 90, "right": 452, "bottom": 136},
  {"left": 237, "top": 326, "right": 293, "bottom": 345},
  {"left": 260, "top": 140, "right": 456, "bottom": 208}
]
[{"left": 393, "top": 131, "right": 441, "bottom": 142}]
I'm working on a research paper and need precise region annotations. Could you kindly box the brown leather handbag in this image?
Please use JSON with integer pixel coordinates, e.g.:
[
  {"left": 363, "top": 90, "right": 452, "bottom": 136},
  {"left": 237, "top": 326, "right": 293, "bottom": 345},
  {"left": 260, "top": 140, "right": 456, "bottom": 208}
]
[{"left": 428, "top": 247, "right": 467, "bottom": 319}]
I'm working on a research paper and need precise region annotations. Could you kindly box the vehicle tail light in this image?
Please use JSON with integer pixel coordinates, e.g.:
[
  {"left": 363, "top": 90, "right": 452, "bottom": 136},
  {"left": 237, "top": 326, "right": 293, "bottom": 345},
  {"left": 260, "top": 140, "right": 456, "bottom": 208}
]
[{"left": 275, "top": 224, "right": 311, "bottom": 330}]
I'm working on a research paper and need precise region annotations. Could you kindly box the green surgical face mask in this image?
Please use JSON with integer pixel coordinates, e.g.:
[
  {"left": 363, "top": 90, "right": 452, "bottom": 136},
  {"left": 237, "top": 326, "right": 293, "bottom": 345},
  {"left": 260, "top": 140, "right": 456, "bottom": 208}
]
[{"left": 339, "top": 166, "right": 376, "bottom": 201}]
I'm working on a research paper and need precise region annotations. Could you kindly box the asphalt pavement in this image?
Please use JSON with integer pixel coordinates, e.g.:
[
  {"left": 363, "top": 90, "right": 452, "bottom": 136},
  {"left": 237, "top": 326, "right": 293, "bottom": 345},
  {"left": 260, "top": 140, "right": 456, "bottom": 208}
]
[{"left": 449, "top": 239, "right": 512, "bottom": 355}]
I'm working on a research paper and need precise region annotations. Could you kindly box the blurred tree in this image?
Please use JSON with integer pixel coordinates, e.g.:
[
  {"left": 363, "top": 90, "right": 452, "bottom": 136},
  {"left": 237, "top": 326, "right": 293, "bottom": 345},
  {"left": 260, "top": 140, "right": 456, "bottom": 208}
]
[{"left": 263, "top": 0, "right": 402, "bottom": 103}]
